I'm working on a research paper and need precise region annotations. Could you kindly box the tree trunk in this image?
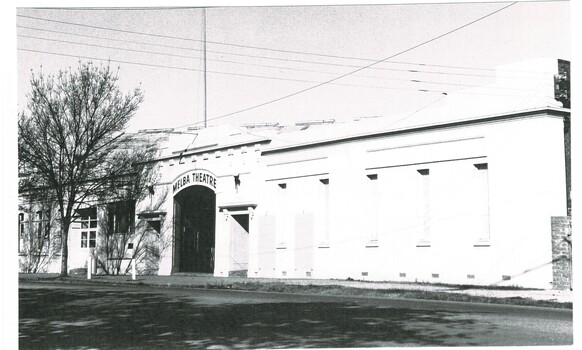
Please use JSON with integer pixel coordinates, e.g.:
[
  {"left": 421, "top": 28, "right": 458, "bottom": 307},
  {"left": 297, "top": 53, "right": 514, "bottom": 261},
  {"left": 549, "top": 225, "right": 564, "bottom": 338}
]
[{"left": 60, "top": 219, "right": 70, "bottom": 277}]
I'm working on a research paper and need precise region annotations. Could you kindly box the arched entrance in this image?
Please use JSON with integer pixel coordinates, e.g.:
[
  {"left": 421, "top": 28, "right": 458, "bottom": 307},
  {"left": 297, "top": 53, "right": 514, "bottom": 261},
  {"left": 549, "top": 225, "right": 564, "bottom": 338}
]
[{"left": 173, "top": 185, "right": 216, "bottom": 273}]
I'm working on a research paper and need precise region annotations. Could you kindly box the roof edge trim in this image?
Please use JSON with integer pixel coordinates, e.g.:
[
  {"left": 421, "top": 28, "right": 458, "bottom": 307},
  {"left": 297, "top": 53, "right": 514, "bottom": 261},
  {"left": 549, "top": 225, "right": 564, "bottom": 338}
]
[
  {"left": 262, "top": 107, "right": 569, "bottom": 156},
  {"left": 136, "top": 138, "right": 272, "bottom": 165}
]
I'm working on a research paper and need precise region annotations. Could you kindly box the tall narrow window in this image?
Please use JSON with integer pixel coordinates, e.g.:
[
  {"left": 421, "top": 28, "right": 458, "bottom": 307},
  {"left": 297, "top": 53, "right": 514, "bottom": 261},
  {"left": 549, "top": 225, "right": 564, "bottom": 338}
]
[
  {"left": 18, "top": 213, "right": 25, "bottom": 253},
  {"left": 277, "top": 183, "right": 287, "bottom": 248},
  {"left": 80, "top": 208, "right": 97, "bottom": 248},
  {"left": 417, "top": 169, "right": 431, "bottom": 246},
  {"left": 34, "top": 210, "right": 50, "bottom": 252},
  {"left": 366, "top": 174, "right": 379, "bottom": 247},
  {"left": 319, "top": 178, "right": 330, "bottom": 246},
  {"left": 36, "top": 211, "right": 43, "bottom": 243},
  {"left": 44, "top": 210, "right": 50, "bottom": 241},
  {"left": 474, "top": 163, "right": 490, "bottom": 246}
]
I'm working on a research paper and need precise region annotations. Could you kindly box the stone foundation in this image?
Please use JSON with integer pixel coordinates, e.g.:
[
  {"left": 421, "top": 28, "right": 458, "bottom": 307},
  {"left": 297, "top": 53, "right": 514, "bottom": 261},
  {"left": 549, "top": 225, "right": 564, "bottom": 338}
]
[{"left": 551, "top": 216, "right": 572, "bottom": 290}]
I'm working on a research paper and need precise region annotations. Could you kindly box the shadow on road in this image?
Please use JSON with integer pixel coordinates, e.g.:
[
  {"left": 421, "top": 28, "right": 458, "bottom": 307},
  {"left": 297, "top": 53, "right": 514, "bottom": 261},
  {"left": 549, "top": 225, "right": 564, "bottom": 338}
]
[{"left": 20, "top": 287, "right": 493, "bottom": 349}]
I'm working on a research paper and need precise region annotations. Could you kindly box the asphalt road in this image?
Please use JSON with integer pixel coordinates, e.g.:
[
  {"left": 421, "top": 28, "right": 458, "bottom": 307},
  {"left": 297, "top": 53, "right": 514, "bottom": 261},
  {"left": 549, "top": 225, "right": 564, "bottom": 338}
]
[{"left": 19, "top": 282, "right": 573, "bottom": 349}]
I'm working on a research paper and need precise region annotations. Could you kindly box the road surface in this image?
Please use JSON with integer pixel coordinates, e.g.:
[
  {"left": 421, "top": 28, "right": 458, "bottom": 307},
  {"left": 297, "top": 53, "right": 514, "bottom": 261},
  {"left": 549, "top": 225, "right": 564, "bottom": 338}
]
[{"left": 19, "top": 282, "right": 572, "bottom": 349}]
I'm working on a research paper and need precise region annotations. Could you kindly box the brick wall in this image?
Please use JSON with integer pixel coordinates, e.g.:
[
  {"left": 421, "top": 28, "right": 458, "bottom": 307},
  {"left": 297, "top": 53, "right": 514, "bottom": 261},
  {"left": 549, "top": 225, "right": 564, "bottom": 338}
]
[{"left": 551, "top": 216, "right": 572, "bottom": 290}]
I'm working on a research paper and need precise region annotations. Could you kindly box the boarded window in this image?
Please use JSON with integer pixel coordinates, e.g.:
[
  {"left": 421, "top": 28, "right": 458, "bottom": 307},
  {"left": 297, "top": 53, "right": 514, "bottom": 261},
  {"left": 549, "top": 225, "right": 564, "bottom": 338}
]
[
  {"left": 473, "top": 163, "right": 490, "bottom": 245},
  {"left": 417, "top": 169, "right": 431, "bottom": 245}
]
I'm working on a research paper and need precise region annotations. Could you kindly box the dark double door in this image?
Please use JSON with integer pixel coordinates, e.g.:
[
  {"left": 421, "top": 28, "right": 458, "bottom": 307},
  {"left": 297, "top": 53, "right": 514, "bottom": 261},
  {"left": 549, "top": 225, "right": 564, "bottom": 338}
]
[{"left": 174, "top": 186, "right": 215, "bottom": 273}]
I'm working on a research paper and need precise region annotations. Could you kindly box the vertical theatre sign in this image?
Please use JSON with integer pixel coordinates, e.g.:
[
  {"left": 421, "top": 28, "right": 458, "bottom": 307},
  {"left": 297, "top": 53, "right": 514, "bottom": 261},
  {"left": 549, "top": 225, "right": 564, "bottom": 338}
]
[{"left": 172, "top": 169, "right": 217, "bottom": 196}]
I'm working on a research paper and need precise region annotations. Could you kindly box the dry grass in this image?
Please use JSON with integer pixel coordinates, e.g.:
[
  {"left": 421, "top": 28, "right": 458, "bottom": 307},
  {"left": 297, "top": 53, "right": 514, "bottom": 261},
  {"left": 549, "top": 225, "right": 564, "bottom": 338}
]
[{"left": 205, "top": 282, "right": 572, "bottom": 309}]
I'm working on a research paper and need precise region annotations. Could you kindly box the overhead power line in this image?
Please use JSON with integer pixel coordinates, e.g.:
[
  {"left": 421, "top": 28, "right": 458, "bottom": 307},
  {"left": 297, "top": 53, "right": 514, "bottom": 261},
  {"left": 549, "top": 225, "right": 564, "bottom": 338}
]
[
  {"left": 17, "top": 25, "right": 200, "bottom": 52},
  {"left": 18, "top": 25, "right": 548, "bottom": 81},
  {"left": 176, "top": 1, "right": 520, "bottom": 128},
  {"left": 17, "top": 12, "right": 548, "bottom": 77},
  {"left": 18, "top": 47, "right": 199, "bottom": 72},
  {"left": 18, "top": 34, "right": 197, "bottom": 59},
  {"left": 12, "top": 47, "right": 451, "bottom": 93},
  {"left": 18, "top": 32, "right": 549, "bottom": 92},
  {"left": 18, "top": 47, "right": 549, "bottom": 98}
]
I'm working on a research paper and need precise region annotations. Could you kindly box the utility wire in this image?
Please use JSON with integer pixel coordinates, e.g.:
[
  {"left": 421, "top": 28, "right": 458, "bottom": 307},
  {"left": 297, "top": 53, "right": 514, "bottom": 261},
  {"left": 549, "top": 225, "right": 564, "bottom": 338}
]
[
  {"left": 17, "top": 12, "right": 548, "bottom": 77},
  {"left": 18, "top": 34, "right": 197, "bottom": 59},
  {"left": 18, "top": 25, "right": 506, "bottom": 79},
  {"left": 175, "top": 2, "right": 519, "bottom": 128},
  {"left": 17, "top": 25, "right": 201, "bottom": 52},
  {"left": 19, "top": 47, "right": 546, "bottom": 98},
  {"left": 14, "top": 47, "right": 449, "bottom": 93},
  {"left": 19, "top": 47, "right": 198, "bottom": 72},
  {"left": 18, "top": 32, "right": 549, "bottom": 92}
]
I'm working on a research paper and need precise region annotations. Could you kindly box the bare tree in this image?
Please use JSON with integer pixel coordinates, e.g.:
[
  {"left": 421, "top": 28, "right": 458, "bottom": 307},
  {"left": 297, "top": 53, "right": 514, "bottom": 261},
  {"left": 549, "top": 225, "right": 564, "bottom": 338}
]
[
  {"left": 18, "top": 61, "right": 144, "bottom": 277},
  {"left": 95, "top": 187, "right": 171, "bottom": 276},
  {"left": 91, "top": 138, "right": 171, "bottom": 276},
  {"left": 18, "top": 195, "right": 61, "bottom": 274}
]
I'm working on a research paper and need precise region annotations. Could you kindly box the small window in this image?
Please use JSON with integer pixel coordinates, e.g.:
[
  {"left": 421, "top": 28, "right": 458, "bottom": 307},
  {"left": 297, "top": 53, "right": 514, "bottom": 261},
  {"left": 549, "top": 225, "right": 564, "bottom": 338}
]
[
  {"left": 81, "top": 231, "right": 96, "bottom": 248},
  {"left": 107, "top": 201, "right": 135, "bottom": 235}
]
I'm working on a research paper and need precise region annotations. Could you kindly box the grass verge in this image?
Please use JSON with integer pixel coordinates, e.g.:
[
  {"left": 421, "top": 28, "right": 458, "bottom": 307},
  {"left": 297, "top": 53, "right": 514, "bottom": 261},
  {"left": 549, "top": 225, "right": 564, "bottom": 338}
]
[{"left": 204, "top": 282, "right": 572, "bottom": 309}]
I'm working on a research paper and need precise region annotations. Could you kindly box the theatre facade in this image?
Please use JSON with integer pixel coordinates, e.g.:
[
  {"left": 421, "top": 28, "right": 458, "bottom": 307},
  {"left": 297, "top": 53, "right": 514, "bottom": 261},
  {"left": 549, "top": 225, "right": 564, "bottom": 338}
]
[
  {"left": 140, "top": 107, "right": 569, "bottom": 289},
  {"left": 19, "top": 58, "right": 572, "bottom": 289}
]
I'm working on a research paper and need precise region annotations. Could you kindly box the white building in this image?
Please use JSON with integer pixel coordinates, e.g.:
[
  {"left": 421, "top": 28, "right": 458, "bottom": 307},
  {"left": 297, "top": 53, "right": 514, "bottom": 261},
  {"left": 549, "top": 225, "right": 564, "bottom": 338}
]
[{"left": 19, "top": 58, "right": 571, "bottom": 289}]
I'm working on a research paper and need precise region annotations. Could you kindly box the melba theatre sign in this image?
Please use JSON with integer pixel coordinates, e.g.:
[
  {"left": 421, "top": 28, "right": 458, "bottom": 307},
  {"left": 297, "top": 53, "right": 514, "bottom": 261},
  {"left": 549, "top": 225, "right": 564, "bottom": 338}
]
[{"left": 172, "top": 169, "right": 217, "bottom": 195}]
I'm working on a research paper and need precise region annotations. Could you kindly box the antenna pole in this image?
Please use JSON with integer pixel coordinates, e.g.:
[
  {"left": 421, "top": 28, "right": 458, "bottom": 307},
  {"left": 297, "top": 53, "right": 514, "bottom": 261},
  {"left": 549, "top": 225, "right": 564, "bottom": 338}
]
[{"left": 203, "top": 8, "right": 207, "bottom": 128}]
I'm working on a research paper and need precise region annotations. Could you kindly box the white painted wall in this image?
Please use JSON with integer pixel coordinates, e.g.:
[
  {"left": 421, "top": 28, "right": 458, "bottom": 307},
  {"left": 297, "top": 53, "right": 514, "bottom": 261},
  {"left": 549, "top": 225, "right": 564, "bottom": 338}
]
[
  {"left": 251, "top": 112, "right": 567, "bottom": 288},
  {"left": 125, "top": 110, "right": 566, "bottom": 289}
]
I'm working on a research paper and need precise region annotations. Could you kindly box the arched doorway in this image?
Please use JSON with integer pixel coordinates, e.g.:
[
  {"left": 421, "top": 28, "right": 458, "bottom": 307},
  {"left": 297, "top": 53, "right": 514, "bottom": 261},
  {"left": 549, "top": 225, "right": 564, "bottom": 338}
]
[{"left": 173, "top": 185, "right": 216, "bottom": 273}]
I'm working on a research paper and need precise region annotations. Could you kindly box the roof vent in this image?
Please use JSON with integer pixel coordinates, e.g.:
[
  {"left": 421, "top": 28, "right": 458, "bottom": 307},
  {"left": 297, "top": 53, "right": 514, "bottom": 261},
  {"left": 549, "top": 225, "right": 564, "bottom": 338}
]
[
  {"left": 295, "top": 119, "right": 335, "bottom": 126},
  {"left": 354, "top": 115, "right": 382, "bottom": 121},
  {"left": 241, "top": 122, "right": 280, "bottom": 129}
]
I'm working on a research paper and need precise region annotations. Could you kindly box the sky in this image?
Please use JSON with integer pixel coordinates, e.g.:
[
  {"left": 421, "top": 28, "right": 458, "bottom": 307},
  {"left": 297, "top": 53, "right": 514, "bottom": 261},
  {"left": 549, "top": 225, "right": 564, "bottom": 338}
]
[{"left": 13, "top": 0, "right": 571, "bottom": 133}]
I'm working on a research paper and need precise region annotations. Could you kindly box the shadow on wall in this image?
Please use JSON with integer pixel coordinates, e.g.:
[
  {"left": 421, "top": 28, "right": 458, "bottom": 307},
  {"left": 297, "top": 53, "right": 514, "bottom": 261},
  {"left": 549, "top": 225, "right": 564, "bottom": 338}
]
[{"left": 19, "top": 288, "right": 497, "bottom": 349}]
